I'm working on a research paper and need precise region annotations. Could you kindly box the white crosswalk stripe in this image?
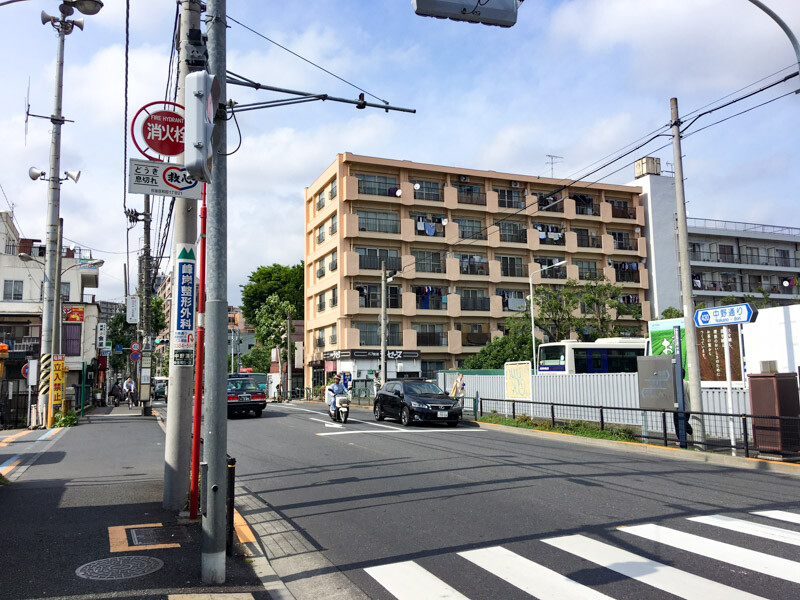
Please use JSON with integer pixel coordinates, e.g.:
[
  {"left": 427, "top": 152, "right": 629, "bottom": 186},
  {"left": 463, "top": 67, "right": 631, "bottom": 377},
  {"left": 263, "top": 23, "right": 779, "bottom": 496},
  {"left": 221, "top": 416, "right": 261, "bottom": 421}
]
[
  {"left": 619, "top": 523, "right": 800, "bottom": 584},
  {"left": 689, "top": 514, "right": 800, "bottom": 546},
  {"left": 365, "top": 560, "right": 469, "bottom": 600},
  {"left": 459, "top": 546, "right": 614, "bottom": 600},
  {"left": 753, "top": 509, "right": 800, "bottom": 525},
  {"left": 543, "top": 534, "right": 765, "bottom": 600}
]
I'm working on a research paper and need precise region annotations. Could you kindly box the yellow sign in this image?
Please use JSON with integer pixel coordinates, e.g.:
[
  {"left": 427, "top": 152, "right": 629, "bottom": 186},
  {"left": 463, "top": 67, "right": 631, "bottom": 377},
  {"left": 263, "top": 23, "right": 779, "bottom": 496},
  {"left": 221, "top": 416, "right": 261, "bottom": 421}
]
[
  {"left": 51, "top": 354, "right": 65, "bottom": 411},
  {"left": 504, "top": 361, "right": 532, "bottom": 401}
]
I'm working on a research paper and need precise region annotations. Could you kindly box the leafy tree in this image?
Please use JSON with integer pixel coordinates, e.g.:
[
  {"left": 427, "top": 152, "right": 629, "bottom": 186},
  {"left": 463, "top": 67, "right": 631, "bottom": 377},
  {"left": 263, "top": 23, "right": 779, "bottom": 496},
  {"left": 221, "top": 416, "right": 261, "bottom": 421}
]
[
  {"left": 532, "top": 279, "right": 581, "bottom": 342},
  {"left": 660, "top": 306, "right": 683, "bottom": 319},
  {"left": 575, "top": 276, "right": 641, "bottom": 341},
  {"left": 253, "top": 294, "right": 297, "bottom": 385},
  {"left": 107, "top": 312, "right": 135, "bottom": 376},
  {"left": 241, "top": 262, "right": 304, "bottom": 325},
  {"left": 240, "top": 344, "right": 272, "bottom": 374},
  {"left": 742, "top": 287, "right": 776, "bottom": 309},
  {"left": 151, "top": 296, "right": 168, "bottom": 334},
  {"left": 463, "top": 314, "right": 534, "bottom": 369}
]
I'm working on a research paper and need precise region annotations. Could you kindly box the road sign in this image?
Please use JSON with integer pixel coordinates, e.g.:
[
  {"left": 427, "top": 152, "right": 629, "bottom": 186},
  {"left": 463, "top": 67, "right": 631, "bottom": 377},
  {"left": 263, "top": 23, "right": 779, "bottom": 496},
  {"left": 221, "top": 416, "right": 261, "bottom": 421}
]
[
  {"left": 21, "top": 363, "right": 28, "bottom": 379},
  {"left": 141, "top": 109, "right": 184, "bottom": 156},
  {"left": 694, "top": 303, "right": 756, "bottom": 328},
  {"left": 128, "top": 158, "right": 202, "bottom": 200},
  {"left": 130, "top": 351, "right": 141, "bottom": 362},
  {"left": 131, "top": 342, "right": 141, "bottom": 352},
  {"left": 127, "top": 295, "right": 140, "bottom": 324},
  {"left": 101, "top": 349, "right": 112, "bottom": 357}
]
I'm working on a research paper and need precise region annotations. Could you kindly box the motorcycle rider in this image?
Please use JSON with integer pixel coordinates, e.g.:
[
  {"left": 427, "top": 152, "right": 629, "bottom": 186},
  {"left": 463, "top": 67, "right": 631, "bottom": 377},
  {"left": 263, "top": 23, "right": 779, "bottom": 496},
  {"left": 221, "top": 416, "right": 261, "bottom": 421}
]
[{"left": 326, "top": 374, "right": 347, "bottom": 415}]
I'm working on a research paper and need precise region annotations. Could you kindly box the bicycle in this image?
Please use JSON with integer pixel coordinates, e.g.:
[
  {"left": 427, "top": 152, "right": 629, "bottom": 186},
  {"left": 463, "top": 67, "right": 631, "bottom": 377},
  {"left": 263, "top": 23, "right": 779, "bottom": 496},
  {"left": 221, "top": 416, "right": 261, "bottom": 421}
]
[{"left": 125, "top": 389, "right": 135, "bottom": 409}]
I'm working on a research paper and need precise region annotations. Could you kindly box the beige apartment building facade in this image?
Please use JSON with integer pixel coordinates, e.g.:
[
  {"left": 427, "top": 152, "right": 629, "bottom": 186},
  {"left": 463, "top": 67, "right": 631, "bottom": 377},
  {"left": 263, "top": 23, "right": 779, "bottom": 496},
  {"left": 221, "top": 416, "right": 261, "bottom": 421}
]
[{"left": 304, "top": 153, "right": 649, "bottom": 387}]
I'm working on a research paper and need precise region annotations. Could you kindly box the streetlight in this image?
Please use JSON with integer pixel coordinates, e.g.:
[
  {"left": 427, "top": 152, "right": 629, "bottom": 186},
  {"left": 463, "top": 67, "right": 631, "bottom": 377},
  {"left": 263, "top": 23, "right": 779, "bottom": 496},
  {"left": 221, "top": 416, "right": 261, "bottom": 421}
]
[
  {"left": 528, "top": 260, "right": 567, "bottom": 375},
  {"left": 29, "top": 0, "right": 102, "bottom": 427}
]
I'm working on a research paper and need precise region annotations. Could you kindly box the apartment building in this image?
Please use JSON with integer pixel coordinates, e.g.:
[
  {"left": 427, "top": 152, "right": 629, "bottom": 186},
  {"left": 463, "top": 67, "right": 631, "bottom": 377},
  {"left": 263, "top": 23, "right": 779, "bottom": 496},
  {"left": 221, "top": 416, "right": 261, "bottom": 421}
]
[
  {"left": 304, "top": 154, "right": 649, "bottom": 386},
  {"left": 634, "top": 162, "right": 800, "bottom": 315}
]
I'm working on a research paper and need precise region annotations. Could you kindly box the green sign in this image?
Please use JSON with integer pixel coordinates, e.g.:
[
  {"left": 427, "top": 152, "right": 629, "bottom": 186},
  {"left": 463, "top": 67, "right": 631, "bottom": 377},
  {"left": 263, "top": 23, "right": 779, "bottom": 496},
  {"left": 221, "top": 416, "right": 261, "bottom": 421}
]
[{"left": 648, "top": 318, "right": 688, "bottom": 380}]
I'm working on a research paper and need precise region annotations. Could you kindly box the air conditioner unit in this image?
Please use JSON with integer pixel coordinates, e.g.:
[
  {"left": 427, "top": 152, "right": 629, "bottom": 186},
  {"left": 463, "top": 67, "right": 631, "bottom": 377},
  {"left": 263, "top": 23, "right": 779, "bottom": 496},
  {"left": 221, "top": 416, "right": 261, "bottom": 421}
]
[
  {"left": 510, "top": 180, "right": 520, "bottom": 188},
  {"left": 459, "top": 175, "right": 469, "bottom": 183}
]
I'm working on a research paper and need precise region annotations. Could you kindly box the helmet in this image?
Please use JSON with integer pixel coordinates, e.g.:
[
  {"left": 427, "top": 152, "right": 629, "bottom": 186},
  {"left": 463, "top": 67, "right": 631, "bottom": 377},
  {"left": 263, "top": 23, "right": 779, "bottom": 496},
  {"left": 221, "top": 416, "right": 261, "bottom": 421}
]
[{"left": 334, "top": 374, "right": 342, "bottom": 381}]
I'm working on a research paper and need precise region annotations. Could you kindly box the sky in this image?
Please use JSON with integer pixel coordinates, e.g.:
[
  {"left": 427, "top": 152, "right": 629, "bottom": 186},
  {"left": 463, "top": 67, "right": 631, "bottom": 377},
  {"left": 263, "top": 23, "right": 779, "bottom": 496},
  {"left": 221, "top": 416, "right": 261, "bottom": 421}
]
[{"left": 1, "top": 0, "right": 799, "bottom": 307}]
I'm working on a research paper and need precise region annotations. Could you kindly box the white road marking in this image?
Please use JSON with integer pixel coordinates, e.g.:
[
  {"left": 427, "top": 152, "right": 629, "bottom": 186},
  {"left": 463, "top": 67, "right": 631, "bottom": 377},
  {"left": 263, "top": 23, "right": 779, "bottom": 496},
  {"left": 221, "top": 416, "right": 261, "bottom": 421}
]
[
  {"left": 689, "top": 514, "right": 800, "bottom": 547},
  {"left": 459, "top": 546, "right": 614, "bottom": 600},
  {"left": 753, "top": 510, "right": 800, "bottom": 525},
  {"left": 317, "top": 428, "right": 486, "bottom": 437},
  {"left": 544, "top": 534, "right": 765, "bottom": 600},
  {"left": 619, "top": 523, "right": 800, "bottom": 584},
  {"left": 308, "top": 417, "right": 342, "bottom": 428},
  {"left": 365, "top": 560, "right": 468, "bottom": 600}
]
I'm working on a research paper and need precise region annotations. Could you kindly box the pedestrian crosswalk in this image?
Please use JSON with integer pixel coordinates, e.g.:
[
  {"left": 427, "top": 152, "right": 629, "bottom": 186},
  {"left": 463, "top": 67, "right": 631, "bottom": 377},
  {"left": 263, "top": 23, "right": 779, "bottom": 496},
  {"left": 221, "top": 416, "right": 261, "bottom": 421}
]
[{"left": 364, "top": 509, "right": 800, "bottom": 600}]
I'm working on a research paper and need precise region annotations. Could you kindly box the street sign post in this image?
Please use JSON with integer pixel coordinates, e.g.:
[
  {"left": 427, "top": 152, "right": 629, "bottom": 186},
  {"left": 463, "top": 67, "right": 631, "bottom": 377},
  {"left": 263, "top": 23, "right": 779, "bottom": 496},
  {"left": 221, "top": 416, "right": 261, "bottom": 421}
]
[
  {"left": 131, "top": 342, "right": 141, "bottom": 352},
  {"left": 127, "top": 295, "right": 140, "bottom": 324},
  {"left": 694, "top": 303, "right": 756, "bottom": 456},
  {"left": 130, "top": 351, "right": 141, "bottom": 362}
]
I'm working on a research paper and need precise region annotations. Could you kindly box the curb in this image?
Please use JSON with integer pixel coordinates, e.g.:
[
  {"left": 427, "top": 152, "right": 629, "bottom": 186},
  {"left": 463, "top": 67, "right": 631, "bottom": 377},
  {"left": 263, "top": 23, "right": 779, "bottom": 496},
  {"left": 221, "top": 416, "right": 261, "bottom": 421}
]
[{"left": 475, "top": 421, "right": 800, "bottom": 477}]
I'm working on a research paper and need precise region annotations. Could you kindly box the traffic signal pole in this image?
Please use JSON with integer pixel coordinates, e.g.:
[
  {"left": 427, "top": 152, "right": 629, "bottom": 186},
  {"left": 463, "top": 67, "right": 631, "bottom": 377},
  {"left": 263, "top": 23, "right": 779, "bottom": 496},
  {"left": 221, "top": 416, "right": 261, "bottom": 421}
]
[
  {"left": 202, "top": 0, "right": 228, "bottom": 583},
  {"left": 189, "top": 186, "right": 206, "bottom": 520},
  {"left": 163, "top": 0, "right": 201, "bottom": 511}
]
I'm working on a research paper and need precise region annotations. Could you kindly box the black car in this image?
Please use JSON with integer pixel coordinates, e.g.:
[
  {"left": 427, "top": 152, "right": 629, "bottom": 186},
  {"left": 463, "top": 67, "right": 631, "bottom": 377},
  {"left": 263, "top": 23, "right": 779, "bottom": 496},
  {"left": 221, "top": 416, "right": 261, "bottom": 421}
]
[{"left": 374, "top": 380, "right": 462, "bottom": 427}]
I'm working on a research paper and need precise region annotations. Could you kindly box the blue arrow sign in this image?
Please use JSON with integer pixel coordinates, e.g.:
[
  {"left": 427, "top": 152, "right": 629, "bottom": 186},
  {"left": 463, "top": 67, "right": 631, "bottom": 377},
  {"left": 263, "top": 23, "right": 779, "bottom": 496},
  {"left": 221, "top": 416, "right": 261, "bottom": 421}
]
[
  {"left": 694, "top": 303, "right": 755, "bottom": 328},
  {"left": 115, "top": 344, "right": 123, "bottom": 352}
]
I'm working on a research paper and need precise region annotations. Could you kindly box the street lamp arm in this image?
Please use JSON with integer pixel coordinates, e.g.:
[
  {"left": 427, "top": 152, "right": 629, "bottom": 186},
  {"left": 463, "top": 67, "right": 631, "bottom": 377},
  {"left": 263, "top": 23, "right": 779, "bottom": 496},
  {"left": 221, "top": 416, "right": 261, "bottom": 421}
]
[{"left": 747, "top": 0, "right": 800, "bottom": 75}]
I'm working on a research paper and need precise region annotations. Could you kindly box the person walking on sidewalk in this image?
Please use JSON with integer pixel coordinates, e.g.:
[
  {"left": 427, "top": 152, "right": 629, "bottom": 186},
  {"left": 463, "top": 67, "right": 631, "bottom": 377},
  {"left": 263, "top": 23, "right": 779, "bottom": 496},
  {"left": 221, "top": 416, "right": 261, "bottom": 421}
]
[{"left": 110, "top": 380, "right": 123, "bottom": 407}]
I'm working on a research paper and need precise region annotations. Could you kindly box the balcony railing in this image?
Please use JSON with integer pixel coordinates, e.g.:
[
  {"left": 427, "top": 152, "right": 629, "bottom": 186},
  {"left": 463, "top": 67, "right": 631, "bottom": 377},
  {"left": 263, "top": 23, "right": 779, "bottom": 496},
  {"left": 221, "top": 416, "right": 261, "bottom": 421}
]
[
  {"left": 317, "top": 300, "right": 326, "bottom": 311},
  {"left": 459, "top": 261, "right": 489, "bottom": 276},
  {"left": 417, "top": 331, "right": 447, "bottom": 346},
  {"left": 462, "top": 331, "right": 490, "bottom": 346},
  {"left": 578, "top": 268, "right": 598, "bottom": 280},
  {"left": 614, "top": 270, "right": 640, "bottom": 283},
  {"left": 415, "top": 259, "right": 443, "bottom": 273},
  {"left": 539, "top": 267, "right": 566, "bottom": 280},
  {"left": 538, "top": 198, "right": 563, "bottom": 212},
  {"left": 693, "top": 281, "right": 800, "bottom": 296},
  {"left": 358, "top": 255, "right": 401, "bottom": 271},
  {"left": 316, "top": 198, "right": 325, "bottom": 210},
  {"left": 360, "top": 294, "right": 400, "bottom": 309},
  {"left": 330, "top": 296, "right": 338, "bottom": 308},
  {"left": 501, "top": 264, "right": 528, "bottom": 278},
  {"left": 690, "top": 250, "right": 800, "bottom": 268},
  {"left": 316, "top": 268, "right": 325, "bottom": 278},
  {"left": 415, "top": 223, "right": 444, "bottom": 237},
  {"left": 329, "top": 334, "right": 337, "bottom": 345},
  {"left": 460, "top": 296, "right": 490, "bottom": 311},
  {"left": 613, "top": 239, "right": 637, "bottom": 251},
  {"left": 358, "top": 217, "right": 400, "bottom": 234},
  {"left": 687, "top": 217, "right": 800, "bottom": 236},
  {"left": 359, "top": 331, "right": 401, "bottom": 346},
  {"left": 575, "top": 202, "right": 600, "bottom": 216},
  {"left": 500, "top": 230, "right": 527, "bottom": 243},
  {"left": 315, "top": 337, "right": 325, "bottom": 348},
  {"left": 457, "top": 190, "right": 487, "bottom": 205},
  {"left": 498, "top": 198, "right": 525, "bottom": 209},
  {"left": 576, "top": 235, "right": 601, "bottom": 248},
  {"left": 317, "top": 232, "right": 325, "bottom": 243},
  {"left": 414, "top": 188, "right": 442, "bottom": 202},
  {"left": 458, "top": 227, "right": 487, "bottom": 240},
  {"left": 540, "top": 235, "right": 565, "bottom": 247},
  {"left": 611, "top": 205, "right": 636, "bottom": 219},
  {"left": 329, "top": 223, "right": 337, "bottom": 235},
  {"left": 358, "top": 180, "right": 399, "bottom": 196},
  {"left": 416, "top": 295, "right": 443, "bottom": 310},
  {"left": 329, "top": 260, "right": 338, "bottom": 271}
]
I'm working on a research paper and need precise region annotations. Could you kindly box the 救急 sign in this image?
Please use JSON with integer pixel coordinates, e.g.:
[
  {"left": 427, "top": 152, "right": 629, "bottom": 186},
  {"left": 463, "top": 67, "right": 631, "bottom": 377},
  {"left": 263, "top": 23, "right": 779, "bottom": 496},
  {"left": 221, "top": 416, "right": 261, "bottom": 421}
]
[{"left": 128, "top": 159, "right": 202, "bottom": 200}]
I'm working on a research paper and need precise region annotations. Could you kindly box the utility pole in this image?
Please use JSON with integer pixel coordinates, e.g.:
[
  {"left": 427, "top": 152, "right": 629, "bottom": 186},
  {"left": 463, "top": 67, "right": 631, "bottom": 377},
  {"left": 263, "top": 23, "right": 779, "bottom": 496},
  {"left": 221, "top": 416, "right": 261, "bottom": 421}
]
[
  {"left": 202, "top": 0, "right": 228, "bottom": 583},
  {"left": 380, "top": 261, "right": 387, "bottom": 386},
  {"left": 670, "top": 97, "right": 705, "bottom": 444},
  {"left": 164, "top": 0, "right": 202, "bottom": 511},
  {"left": 286, "top": 313, "right": 292, "bottom": 400}
]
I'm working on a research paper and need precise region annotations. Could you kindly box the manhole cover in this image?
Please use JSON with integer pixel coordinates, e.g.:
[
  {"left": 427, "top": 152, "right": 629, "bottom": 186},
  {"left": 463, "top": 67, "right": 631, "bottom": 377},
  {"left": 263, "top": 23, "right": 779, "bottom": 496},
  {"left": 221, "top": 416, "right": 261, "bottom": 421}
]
[
  {"left": 130, "top": 525, "right": 192, "bottom": 546},
  {"left": 76, "top": 556, "right": 164, "bottom": 580}
]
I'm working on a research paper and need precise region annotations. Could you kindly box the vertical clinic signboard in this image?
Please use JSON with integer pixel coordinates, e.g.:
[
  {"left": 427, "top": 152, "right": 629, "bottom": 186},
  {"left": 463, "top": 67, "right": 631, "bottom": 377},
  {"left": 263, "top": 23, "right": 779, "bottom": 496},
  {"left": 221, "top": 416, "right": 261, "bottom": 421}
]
[
  {"left": 171, "top": 244, "right": 196, "bottom": 366},
  {"left": 51, "top": 354, "right": 65, "bottom": 412}
]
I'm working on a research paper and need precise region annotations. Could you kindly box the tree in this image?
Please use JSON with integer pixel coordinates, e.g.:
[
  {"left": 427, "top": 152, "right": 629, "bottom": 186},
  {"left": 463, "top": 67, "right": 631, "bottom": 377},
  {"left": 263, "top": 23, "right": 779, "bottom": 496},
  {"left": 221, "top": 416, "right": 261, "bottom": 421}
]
[
  {"left": 575, "top": 276, "right": 641, "bottom": 341},
  {"left": 151, "top": 296, "right": 168, "bottom": 334},
  {"left": 532, "top": 279, "right": 581, "bottom": 342},
  {"left": 253, "top": 294, "right": 297, "bottom": 387},
  {"left": 660, "top": 306, "right": 683, "bottom": 319},
  {"left": 107, "top": 312, "right": 135, "bottom": 376},
  {"left": 240, "top": 262, "right": 304, "bottom": 325},
  {"left": 463, "top": 314, "right": 533, "bottom": 369},
  {"left": 240, "top": 344, "right": 271, "bottom": 374}
]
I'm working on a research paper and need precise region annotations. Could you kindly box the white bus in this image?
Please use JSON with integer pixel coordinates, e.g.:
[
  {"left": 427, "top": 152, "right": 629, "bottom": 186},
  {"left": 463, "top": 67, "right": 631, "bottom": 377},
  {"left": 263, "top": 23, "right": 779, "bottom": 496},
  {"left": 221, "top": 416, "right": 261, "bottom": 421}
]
[{"left": 537, "top": 338, "right": 648, "bottom": 374}]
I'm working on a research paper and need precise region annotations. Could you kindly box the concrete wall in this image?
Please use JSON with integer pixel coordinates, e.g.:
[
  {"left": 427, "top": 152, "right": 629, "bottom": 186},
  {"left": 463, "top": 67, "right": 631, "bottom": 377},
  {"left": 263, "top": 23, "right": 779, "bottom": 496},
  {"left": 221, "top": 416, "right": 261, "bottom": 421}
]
[{"left": 742, "top": 304, "right": 800, "bottom": 374}]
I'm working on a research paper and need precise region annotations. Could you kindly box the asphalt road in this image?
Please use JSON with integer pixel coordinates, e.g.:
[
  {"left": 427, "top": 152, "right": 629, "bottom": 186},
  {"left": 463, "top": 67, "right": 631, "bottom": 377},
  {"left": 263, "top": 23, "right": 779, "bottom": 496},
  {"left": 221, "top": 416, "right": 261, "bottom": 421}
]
[{"left": 229, "top": 401, "right": 800, "bottom": 600}]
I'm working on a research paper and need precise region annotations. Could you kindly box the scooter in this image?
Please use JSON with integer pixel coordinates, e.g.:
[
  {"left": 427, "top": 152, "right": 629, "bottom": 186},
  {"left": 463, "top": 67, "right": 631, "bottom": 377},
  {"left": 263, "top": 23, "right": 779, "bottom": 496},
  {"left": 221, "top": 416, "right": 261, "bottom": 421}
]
[{"left": 328, "top": 394, "right": 350, "bottom": 424}]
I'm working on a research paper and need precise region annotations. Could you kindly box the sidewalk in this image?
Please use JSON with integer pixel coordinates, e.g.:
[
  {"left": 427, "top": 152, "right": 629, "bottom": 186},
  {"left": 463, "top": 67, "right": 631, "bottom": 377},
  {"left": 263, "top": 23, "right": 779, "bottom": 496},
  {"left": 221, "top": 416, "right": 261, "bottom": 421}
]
[{"left": 0, "top": 403, "right": 272, "bottom": 600}]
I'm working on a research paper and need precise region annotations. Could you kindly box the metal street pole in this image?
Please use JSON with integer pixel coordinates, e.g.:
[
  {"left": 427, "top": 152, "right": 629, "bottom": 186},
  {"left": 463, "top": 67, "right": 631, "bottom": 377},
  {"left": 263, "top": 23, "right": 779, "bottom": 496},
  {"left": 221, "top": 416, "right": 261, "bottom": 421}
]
[
  {"left": 380, "top": 261, "right": 387, "bottom": 385},
  {"left": 286, "top": 313, "right": 292, "bottom": 401},
  {"left": 190, "top": 187, "right": 207, "bottom": 520},
  {"left": 53, "top": 218, "right": 64, "bottom": 356},
  {"left": 141, "top": 194, "right": 151, "bottom": 410},
  {"left": 202, "top": 0, "right": 227, "bottom": 583},
  {"left": 670, "top": 97, "right": 705, "bottom": 445},
  {"left": 164, "top": 0, "right": 202, "bottom": 511},
  {"left": 528, "top": 272, "right": 536, "bottom": 375}
]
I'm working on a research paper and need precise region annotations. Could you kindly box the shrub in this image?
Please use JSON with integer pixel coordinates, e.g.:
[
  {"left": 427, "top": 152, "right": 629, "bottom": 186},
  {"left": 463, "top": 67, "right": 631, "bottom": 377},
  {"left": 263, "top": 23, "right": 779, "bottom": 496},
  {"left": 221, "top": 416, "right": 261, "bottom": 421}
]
[{"left": 52, "top": 409, "right": 78, "bottom": 427}]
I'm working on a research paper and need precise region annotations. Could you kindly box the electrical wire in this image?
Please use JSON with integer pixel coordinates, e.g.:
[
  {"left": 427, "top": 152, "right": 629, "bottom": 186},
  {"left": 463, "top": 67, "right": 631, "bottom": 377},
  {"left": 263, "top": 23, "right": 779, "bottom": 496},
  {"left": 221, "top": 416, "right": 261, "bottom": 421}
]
[
  {"left": 227, "top": 14, "right": 389, "bottom": 105},
  {"left": 0, "top": 181, "right": 25, "bottom": 238},
  {"left": 122, "top": 0, "right": 131, "bottom": 295}
]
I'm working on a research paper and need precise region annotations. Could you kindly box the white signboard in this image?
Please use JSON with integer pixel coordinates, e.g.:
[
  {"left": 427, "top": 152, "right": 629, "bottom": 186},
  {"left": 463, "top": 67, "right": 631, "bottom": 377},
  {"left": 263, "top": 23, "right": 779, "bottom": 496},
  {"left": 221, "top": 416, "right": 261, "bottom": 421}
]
[
  {"left": 127, "top": 158, "right": 202, "bottom": 200},
  {"left": 96, "top": 322, "right": 107, "bottom": 349},
  {"left": 140, "top": 368, "right": 151, "bottom": 386},
  {"left": 126, "top": 295, "right": 140, "bottom": 324}
]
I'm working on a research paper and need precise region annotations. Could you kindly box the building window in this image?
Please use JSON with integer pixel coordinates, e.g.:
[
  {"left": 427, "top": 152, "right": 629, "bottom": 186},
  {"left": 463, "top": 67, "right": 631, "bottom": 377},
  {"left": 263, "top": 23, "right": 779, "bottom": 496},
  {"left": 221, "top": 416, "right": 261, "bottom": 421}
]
[
  {"left": 356, "top": 174, "right": 398, "bottom": 196},
  {"left": 411, "top": 179, "right": 441, "bottom": 202},
  {"left": 317, "top": 292, "right": 326, "bottom": 312},
  {"left": 355, "top": 247, "right": 400, "bottom": 270},
  {"left": 329, "top": 250, "right": 338, "bottom": 271},
  {"left": 3, "top": 280, "right": 23, "bottom": 301},
  {"left": 610, "top": 230, "right": 634, "bottom": 251},
  {"left": 355, "top": 321, "right": 400, "bottom": 346},
  {"left": 355, "top": 283, "right": 400, "bottom": 308},
  {"left": 316, "top": 191, "right": 325, "bottom": 210},
  {"left": 456, "top": 252, "right": 488, "bottom": 275},
  {"left": 317, "top": 225, "right": 325, "bottom": 244},
  {"left": 357, "top": 209, "right": 399, "bottom": 234},
  {"left": 411, "top": 250, "right": 442, "bottom": 273},
  {"left": 330, "top": 178, "right": 337, "bottom": 198},
  {"left": 62, "top": 323, "right": 81, "bottom": 356},
  {"left": 316, "top": 260, "right": 325, "bottom": 278},
  {"left": 454, "top": 218, "right": 486, "bottom": 240},
  {"left": 495, "top": 188, "right": 525, "bottom": 209},
  {"left": 421, "top": 360, "right": 445, "bottom": 379},
  {"left": 330, "top": 286, "right": 338, "bottom": 308},
  {"left": 329, "top": 213, "right": 338, "bottom": 235},
  {"left": 497, "top": 220, "right": 526, "bottom": 242},
  {"left": 499, "top": 255, "right": 527, "bottom": 277},
  {"left": 573, "top": 260, "right": 597, "bottom": 280}
]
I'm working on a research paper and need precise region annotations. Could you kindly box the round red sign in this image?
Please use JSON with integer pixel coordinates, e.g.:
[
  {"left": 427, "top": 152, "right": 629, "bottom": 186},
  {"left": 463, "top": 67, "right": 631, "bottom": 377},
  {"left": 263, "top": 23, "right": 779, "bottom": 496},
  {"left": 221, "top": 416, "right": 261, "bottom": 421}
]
[{"left": 141, "top": 110, "right": 185, "bottom": 156}]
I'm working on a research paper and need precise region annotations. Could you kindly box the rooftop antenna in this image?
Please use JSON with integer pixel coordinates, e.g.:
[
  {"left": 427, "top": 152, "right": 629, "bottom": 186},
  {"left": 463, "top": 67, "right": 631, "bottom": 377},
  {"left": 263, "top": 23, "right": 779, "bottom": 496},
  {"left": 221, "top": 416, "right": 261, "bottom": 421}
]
[{"left": 545, "top": 154, "right": 563, "bottom": 178}]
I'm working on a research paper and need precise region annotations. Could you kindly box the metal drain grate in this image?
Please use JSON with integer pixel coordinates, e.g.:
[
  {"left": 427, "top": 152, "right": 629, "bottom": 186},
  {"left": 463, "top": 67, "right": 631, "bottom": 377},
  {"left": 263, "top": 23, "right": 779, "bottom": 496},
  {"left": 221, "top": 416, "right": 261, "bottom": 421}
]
[
  {"left": 129, "top": 525, "right": 193, "bottom": 546},
  {"left": 76, "top": 556, "right": 164, "bottom": 580}
]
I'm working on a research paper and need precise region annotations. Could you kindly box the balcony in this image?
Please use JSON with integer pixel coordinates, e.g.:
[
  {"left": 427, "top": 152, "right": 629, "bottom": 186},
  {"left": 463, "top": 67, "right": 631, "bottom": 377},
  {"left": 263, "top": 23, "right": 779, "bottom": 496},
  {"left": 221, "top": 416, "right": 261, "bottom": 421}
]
[
  {"left": 358, "top": 180, "right": 399, "bottom": 197},
  {"left": 690, "top": 250, "right": 800, "bottom": 268},
  {"left": 538, "top": 198, "right": 563, "bottom": 213},
  {"left": 360, "top": 294, "right": 400, "bottom": 309},
  {"left": 575, "top": 202, "right": 600, "bottom": 216},
  {"left": 414, "top": 187, "right": 442, "bottom": 202},
  {"left": 359, "top": 331, "right": 402, "bottom": 346},
  {"left": 457, "top": 190, "right": 486, "bottom": 206},
  {"left": 500, "top": 230, "right": 527, "bottom": 243},
  {"left": 416, "top": 295, "right": 443, "bottom": 310},
  {"left": 611, "top": 205, "right": 636, "bottom": 219},
  {"left": 358, "top": 217, "right": 400, "bottom": 234},
  {"left": 498, "top": 197, "right": 525, "bottom": 209},
  {"left": 459, "top": 261, "right": 489, "bottom": 276},
  {"left": 614, "top": 270, "right": 640, "bottom": 283},
  {"left": 316, "top": 267, "right": 325, "bottom": 278},
  {"left": 458, "top": 226, "right": 487, "bottom": 240},
  {"left": 314, "top": 337, "right": 325, "bottom": 348},
  {"left": 577, "top": 268, "right": 598, "bottom": 281},
  {"left": 417, "top": 331, "right": 447, "bottom": 346},
  {"left": 462, "top": 331, "right": 490, "bottom": 346},
  {"left": 501, "top": 263, "right": 528, "bottom": 278},
  {"left": 415, "top": 258, "right": 443, "bottom": 274},
  {"left": 539, "top": 266, "right": 567, "bottom": 280},
  {"left": 576, "top": 235, "right": 601, "bottom": 249},
  {"left": 460, "top": 296, "right": 490, "bottom": 311},
  {"left": 358, "top": 255, "right": 402, "bottom": 271},
  {"left": 613, "top": 239, "right": 637, "bottom": 251}
]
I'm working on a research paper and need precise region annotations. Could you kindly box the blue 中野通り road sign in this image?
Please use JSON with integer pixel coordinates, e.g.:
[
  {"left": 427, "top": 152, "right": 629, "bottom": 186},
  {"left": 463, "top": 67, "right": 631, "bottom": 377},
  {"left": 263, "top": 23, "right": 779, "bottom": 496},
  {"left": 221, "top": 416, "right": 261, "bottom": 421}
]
[{"left": 694, "top": 303, "right": 756, "bottom": 328}]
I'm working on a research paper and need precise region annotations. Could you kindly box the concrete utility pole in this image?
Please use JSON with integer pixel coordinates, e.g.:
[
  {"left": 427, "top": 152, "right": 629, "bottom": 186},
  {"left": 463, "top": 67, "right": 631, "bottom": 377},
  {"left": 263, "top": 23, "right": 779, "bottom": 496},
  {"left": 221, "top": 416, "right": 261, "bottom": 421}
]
[
  {"left": 380, "top": 261, "right": 387, "bottom": 386},
  {"left": 53, "top": 219, "right": 64, "bottom": 356},
  {"left": 202, "top": 0, "right": 228, "bottom": 583},
  {"left": 669, "top": 97, "right": 705, "bottom": 444},
  {"left": 164, "top": 0, "right": 202, "bottom": 511}
]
